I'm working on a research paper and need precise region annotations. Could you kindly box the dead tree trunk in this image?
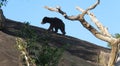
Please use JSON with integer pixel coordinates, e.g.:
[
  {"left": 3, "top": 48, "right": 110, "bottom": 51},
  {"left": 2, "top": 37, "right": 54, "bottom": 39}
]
[
  {"left": 44, "top": 0, "right": 120, "bottom": 66},
  {"left": 0, "top": 9, "right": 5, "bottom": 30}
]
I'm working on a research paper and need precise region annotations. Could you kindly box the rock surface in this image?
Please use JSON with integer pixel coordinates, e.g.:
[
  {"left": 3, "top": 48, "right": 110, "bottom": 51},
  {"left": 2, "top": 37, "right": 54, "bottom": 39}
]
[{"left": 0, "top": 19, "right": 110, "bottom": 66}]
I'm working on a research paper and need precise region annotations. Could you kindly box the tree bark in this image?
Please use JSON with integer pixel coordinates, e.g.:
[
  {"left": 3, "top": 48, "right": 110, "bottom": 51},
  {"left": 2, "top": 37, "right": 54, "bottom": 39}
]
[
  {"left": 0, "top": 9, "right": 5, "bottom": 29},
  {"left": 108, "top": 44, "right": 118, "bottom": 66}
]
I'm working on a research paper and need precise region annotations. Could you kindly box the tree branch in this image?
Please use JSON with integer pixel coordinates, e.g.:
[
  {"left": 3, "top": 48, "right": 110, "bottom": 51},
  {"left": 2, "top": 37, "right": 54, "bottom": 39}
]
[
  {"left": 44, "top": 0, "right": 114, "bottom": 43},
  {"left": 76, "top": 7, "right": 112, "bottom": 37},
  {"left": 44, "top": 0, "right": 120, "bottom": 66},
  {"left": 44, "top": 6, "right": 80, "bottom": 21},
  {"left": 80, "top": 0, "right": 100, "bottom": 17}
]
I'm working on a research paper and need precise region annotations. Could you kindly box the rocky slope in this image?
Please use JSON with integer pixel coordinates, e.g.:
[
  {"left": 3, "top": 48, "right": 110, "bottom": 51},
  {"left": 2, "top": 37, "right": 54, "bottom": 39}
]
[
  {"left": 0, "top": 31, "right": 20, "bottom": 66},
  {"left": 0, "top": 19, "right": 110, "bottom": 66}
]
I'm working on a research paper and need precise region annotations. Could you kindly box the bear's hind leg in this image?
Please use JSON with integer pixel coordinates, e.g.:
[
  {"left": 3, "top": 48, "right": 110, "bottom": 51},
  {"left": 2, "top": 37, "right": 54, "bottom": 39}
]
[{"left": 60, "top": 27, "right": 66, "bottom": 35}]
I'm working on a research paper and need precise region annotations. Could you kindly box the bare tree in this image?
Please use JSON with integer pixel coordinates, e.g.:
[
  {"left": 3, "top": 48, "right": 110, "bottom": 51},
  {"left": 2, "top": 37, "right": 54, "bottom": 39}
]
[{"left": 44, "top": 0, "right": 120, "bottom": 66}]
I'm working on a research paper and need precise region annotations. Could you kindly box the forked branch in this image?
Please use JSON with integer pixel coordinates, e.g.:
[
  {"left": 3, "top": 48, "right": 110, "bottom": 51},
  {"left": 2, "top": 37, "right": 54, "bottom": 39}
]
[
  {"left": 44, "top": 0, "right": 120, "bottom": 65},
  {"left": 44, "top": 0, "right": 113, "bottom": 43},
  {"left": 76, "top": 7, "right": 112, "bottom": 37}
]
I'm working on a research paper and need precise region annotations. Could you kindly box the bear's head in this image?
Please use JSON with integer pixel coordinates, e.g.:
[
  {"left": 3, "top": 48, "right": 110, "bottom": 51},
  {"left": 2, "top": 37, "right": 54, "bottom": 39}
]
[{"left": 41, "top": 17, "right": 49, "bottom": 24}]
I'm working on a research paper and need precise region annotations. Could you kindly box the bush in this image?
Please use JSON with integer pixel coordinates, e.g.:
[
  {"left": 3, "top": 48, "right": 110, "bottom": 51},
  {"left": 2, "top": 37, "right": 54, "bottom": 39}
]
[{"left": 17, "top": 22, "right": 64, "bottom": 66}]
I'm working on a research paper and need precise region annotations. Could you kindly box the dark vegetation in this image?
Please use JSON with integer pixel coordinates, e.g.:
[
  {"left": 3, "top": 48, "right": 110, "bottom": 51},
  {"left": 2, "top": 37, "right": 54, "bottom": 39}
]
[
  {"left": 17, "top": 22, "right": 65, "bottom": 66},
  {"left": 0, "top": 0, "right": 7, "bottom": 7},
  {"left": 0, "top": 18, "right": 110, "bottom": 66}
]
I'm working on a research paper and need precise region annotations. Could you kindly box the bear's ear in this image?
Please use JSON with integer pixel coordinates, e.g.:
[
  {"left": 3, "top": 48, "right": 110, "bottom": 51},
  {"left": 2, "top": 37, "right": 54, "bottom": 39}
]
[{"left": 44, "top": 16, "right": 48, "bottom": 19}]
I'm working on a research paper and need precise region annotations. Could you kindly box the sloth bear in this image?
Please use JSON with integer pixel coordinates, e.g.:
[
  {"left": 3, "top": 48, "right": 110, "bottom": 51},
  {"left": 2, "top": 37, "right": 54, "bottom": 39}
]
[{"left": 41, "top": 17, "right": 66, "bottom": 35}]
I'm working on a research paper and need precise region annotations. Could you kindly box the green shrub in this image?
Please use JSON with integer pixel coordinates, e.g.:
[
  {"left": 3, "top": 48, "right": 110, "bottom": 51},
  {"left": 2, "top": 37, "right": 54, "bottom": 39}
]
[
  {"left": 17, "top": 22, "right": 64, "bottom": 66},
  {"left": 35, "top": 42, "right": 64, "bottom": 66}
]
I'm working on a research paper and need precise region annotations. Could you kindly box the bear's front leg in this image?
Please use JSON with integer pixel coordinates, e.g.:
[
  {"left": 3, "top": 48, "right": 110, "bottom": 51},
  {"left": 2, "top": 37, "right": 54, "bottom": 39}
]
[{"left": 48, "top": 25, "right": 53, "bottom": 32}]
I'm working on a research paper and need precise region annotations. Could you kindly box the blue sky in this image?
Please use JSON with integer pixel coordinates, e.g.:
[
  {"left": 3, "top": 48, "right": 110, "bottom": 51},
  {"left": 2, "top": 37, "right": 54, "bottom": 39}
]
[{"left": 2, "top": 0, "right": 120, "bottom": 48}]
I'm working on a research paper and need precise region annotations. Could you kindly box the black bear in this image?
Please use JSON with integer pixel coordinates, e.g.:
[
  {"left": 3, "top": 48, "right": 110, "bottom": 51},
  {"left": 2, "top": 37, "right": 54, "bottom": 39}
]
[{"left": 41, "top": 17, "right": 66, "bottom": 35}]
